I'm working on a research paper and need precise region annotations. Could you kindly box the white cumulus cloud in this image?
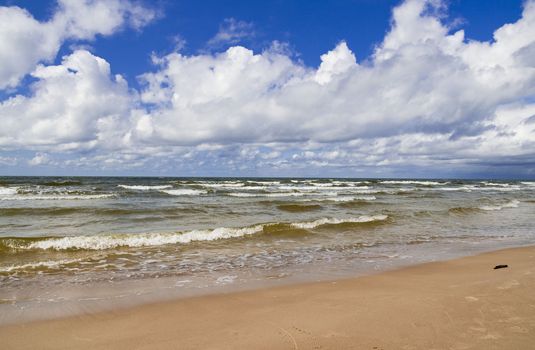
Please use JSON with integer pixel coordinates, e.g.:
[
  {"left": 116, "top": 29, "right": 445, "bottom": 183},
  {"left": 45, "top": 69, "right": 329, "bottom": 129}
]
[
  {"left": 0, "top": 0, "right": 156, "bottom": 90},
  {"left": 1, "top": 0, "right": 535, "bottom": 177}
]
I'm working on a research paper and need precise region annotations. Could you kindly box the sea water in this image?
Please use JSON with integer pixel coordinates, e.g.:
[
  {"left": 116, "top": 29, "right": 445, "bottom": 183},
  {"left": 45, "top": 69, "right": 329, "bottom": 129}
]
[{"left": 0, "top": 177, "right": 533, "bottom": 323}]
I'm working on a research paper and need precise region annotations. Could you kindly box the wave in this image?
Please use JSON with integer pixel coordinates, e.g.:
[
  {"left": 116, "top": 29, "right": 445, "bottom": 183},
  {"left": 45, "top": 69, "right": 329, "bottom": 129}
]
[
  {"left": 431, "top": 186, "right": 473, "bottom": 192},
  {"left": 247, "top": 180, "right": 281, "bottom": 185},
  {"left": 299, "top": 196, "right": 376, "bottom": 203},
  {"left": 0, "top": 258, "right": 83, "bottom": 274},
  {"left": 118, "top": 185, "right": 172, "bottom": 190},
  {"left": 291, "top": 215, "right": 388, "bottom": 229},
  {"left": 481, "top": 182, "right": 511, "bottom": 187},
  {"left": 277, "top": 204, "right": 322, "bottom": 212},
  {"left": 434, "top": 185, "right": 521, "bottom": 192},
  {"left": 161, "top": 189, "right": 207, "bottom": 196},
  {"left": 448, "top": 200, "right": 520, "bottom": 214},
  {"left": 380, "top": 180, "right": 446, "bottom": 185},
  {"left": 227, "top": 192, "right": 308, "bottom": 197},
  {"left": 0, "top": 193, "right": 114, "bottom": 201},
  {"left": 40, "top": 180, "right": 83, "bottom": 187},
  {"left": 476, "top": 186, "right": 521, "bottom": 191},
  {"left": 0, "top": 187, "right": 18, "bottom": 196},
  {"left": 0, "top": 206, "right": 206, "bottom": 217},
  {"left": 448, "top": 207, "right": 482, "bottom": 215},
  {"left": 277, "top": 185, "right": 362, "bottom": 191},
  {"left": 479, "top": 199, "right": 520, "bottom": 211},
  {"left": 4, "top": 226, "right": 264, "bottom": 251},
  {"left": 306, "top": 183, "right": 334, "bottom": 187},
  {"left": 330, "top": 196, "right": 376, "bottom": 202},
  {"left": 2, "top": 215, "right": 388, "bottom": 251},
  {"left": 201, "top": 183, "right": 245, "bottom": 188}
]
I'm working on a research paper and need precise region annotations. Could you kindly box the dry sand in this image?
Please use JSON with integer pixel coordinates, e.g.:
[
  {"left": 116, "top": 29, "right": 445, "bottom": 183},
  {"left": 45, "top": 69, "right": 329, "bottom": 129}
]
[{"left": 2, "top": 246, "right": 535, "bottom": 349}]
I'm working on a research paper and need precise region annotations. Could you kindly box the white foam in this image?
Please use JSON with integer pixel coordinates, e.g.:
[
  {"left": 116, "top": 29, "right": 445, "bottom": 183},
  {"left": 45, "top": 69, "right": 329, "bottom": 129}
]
[
  {"left": 431, "top": 186, "right": 473, "bottom": 192},
  {"left": 291, "top": 215, "right": 388, "bottom": 229},
  {"left": 0, "top": 187, "right": 18, "bottom": 196},
  {"left": 332, "top": 196, "right": 376, "bottom": 201},
  {"left": 479, "top": 199, "right": 520, "bottom": 211},
  {"left": 0, "top": 258, "right": 83, "bottom": 273},
  {"left": 304, "top": 196, "right": 376, "bottom": 202},
  {"left": 233, "top": 186, "right": 270, "bottom": 190},
  {"left": 380, "top": 180, "right": 445, "bottom": 185},
  {"left": 277, "top": 185, "right": 359, "bottom": 191},
  {"left": 161, "top": 189, "right": 207, "bottom": 196},
  {"left": 228, "top": 192, "right": 307, "bottom": 197},
  {"left": 482, "top": 182, "right": 510, "bottom": 187},
  {"left": 118, "top": 185, "right": 172, "bottom": 190},
  {"left": 474, "top": 186, "right": 521, "bottom": 191},
  {"left": 0, "top": 194, "right": 114, "bottom": 201},
  {"left": 216, "top": 275, "right": 238, "bottom": 284},
  {"left": 247, "top": 181, "right": 281, "bottom": 185},
  {"left": 201, "top": 183, "right": 245, "bottom": 188},
  {"left": 24, "top": 225, "right": 266, "bottom": 250}
]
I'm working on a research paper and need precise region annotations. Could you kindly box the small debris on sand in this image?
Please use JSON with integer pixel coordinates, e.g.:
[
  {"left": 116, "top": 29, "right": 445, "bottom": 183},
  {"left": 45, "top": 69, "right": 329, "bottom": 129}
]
[{"left": 494, "top": 264, "right": 508, "bottom": 270}]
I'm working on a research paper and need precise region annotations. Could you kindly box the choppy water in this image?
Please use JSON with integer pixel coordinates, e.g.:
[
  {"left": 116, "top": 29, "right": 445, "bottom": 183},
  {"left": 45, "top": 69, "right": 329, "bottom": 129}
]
[{"left": 0, "top": 177, "right": 534, "bottom": 323}]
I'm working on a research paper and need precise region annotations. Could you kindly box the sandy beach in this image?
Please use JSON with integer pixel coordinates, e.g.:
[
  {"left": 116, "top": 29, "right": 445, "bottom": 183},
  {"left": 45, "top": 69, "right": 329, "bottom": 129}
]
[{"left": 1, "top": 245, "right": 534, "bottom": 349}]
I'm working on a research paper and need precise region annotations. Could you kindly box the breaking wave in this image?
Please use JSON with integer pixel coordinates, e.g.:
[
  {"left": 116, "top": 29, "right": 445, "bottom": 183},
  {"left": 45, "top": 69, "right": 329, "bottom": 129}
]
[
  {"left": 479, "top": 199, "right": 520, "bottom": 211},
  {"left": 118, "top": 185, "right": 172, "bottom": 190},
  {"left": 1, "top": 215, "right": 388, "bottom": 251},
  {"left": 380, "top": 180, "right": 446, "bottom": 185},
  {"left": 161, "top": 189, "right": 207, "bottom": 196},
  {"left": 0, "top": 193, "right": 114, "bottom": 201},
  {"left": 228, "top": 192, "right": 308, "bottom": 197},
  {"left": 0, "top": 187, "right": 18, "bottom": 196},
  {"left": 291, "top": 215, "right": 388, "bottom": 229}
]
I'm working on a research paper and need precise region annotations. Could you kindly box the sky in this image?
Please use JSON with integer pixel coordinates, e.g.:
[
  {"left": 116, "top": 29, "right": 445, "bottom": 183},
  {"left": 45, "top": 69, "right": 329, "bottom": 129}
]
[{"left": 0, "top": 0, "right": 534, "bottom": 179}]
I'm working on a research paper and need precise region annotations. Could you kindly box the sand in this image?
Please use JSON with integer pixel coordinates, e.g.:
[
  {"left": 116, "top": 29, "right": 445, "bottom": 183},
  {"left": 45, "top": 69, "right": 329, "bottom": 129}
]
[{"left": 2, "top": 245, "right": 535, "bottom": 349}]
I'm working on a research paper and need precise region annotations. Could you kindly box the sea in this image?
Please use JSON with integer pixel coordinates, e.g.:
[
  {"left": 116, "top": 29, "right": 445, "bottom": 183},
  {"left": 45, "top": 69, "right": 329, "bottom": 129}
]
[{"left": 1, "top": 177, "right": 534, "bottom": 324}]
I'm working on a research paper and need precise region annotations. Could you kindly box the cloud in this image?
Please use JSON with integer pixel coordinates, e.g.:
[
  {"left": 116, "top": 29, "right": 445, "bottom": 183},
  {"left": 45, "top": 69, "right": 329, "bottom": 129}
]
[
  {"left": 0, "top": 50, "right": 134, "bottom": 151},
  {"left": 0, "top": 0, "right": 156, "bottom": 90},
  {"left": 1, "top": 0, "right": 535, "bottom": 176},
  {"left": 206, "top": 18, "right": 255, "bottom": 49},
  {"left": 28, "top": 152, "right": 51, "bottom": 166},
  {"left": 137, "top": 0, "right": 535, "bottom": 147}
]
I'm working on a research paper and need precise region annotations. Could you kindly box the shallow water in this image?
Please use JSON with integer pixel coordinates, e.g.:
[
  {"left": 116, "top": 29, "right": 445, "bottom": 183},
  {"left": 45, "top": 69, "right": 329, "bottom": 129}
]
[{"left": 0, "top": 177, "right": 534, "bottom": 323}]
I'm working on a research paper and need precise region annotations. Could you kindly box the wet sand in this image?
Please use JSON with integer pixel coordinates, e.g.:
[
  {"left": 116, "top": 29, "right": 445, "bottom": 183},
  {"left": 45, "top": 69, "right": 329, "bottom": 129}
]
[{"left": 2, "top": 245, "right": 535, "bottom": 349}]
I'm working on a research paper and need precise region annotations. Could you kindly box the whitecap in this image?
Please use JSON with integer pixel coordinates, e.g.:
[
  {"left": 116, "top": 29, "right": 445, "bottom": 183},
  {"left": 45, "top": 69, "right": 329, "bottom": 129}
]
[
  {"left": 227, "top": 192, "right": 308, "bottom": 197},
  {"left": 380, "top": 180, "right": 445, "bottom": 185},
  {"left": 23, "top": 225, "right": 266, "bottom": 250},
  {"left": 0, "top": 194, "right": 114, "bottom": 201},
  {"left": 302, "top": 196, "right": 376, "bottom": 202},
  {"left": 161, "top": 189, "right": 207, "bottom": 196},
  {"left": 291, "top": 215, "right": 388, "bottom": 229},
  {"left": 0, "top": 187, "right": 18, "bottom": 196},
  {"left": 201, "top": 183, "right": 245, "bottom": 188},
  {"left": 332, "top": 196, "right": 376, "bottom": 201},
  {"left": 479, "top": 199, "right": 520, "bottom": 211},
  {"left": 118, "top": 185, "right": 172, "bottom": 190}
]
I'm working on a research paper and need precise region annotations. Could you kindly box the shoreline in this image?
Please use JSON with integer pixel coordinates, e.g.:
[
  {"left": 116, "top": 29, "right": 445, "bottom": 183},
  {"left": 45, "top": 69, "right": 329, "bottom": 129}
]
[
  {"left": 2, "top": 245, "right": 535, "bottom": 349},
  {"left": 1, "top": 240, "right": 530, "bottom": 326}
]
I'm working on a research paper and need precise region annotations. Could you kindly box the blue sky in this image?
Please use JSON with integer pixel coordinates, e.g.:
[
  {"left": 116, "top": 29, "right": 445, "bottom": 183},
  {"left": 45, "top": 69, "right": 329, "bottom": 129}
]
[{"left": 0, "top": 0, "right": 534, "bottom": 178}]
